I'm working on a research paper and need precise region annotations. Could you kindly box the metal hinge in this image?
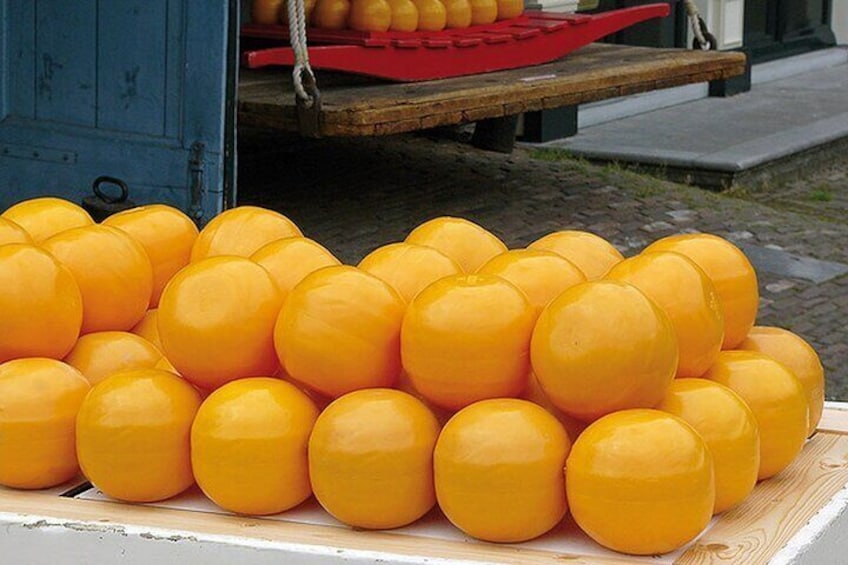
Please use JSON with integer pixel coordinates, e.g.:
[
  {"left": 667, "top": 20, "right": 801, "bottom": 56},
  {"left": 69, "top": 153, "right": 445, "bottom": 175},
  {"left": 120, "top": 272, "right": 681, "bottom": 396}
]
[
  {"left": 1, "top": 143, "right": 76, "bottom": 164},
  {"left": 188, "top": 141, "right": 205, "bottom": 226}
]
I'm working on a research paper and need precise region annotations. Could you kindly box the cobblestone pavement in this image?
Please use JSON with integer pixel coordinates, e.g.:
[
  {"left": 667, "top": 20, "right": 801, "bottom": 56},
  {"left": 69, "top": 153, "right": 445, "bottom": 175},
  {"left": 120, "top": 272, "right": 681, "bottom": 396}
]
[{"left": 238, "top": 130, "right": 848, "bottom": 399}]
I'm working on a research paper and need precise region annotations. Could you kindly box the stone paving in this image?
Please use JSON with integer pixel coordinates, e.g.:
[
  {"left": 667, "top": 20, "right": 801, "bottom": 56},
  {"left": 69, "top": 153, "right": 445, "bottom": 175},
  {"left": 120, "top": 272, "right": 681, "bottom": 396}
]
[{"left": 237, "top": 129, "right": 848, "bottom": 399}]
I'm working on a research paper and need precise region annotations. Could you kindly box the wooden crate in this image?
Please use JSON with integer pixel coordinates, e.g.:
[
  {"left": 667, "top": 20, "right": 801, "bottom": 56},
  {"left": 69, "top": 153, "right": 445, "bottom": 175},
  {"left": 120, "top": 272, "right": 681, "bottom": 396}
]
[{"left": 2, "top": 403, "right": 848, "bottom": 564}]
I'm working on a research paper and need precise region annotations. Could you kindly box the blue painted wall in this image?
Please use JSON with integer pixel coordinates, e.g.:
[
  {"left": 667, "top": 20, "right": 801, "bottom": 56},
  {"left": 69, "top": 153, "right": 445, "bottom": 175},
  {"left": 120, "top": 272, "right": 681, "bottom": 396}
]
[{"left": 0, "top": 1, "right": 236, "bottom": 223}]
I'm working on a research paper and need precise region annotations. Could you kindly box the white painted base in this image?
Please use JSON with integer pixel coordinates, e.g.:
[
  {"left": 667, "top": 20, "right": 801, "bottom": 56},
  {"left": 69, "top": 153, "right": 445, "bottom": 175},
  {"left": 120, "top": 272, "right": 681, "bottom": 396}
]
[
  {"left": 0, "top": 512, "right": 479, "bottom": 565},
  {"left": 689, "top": 0, "right": 745, "bottom": 50},
  {"left": 771, "top": 485, "right": 848, "bottom": 565}
]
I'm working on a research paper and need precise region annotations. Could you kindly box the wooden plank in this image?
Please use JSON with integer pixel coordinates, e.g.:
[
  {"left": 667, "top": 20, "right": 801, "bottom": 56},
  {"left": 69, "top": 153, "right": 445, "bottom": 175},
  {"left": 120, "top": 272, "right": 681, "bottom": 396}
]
[
  {"left": 163, "top": 0, "right": 185, "bottom": 139},
  {"left": 96, "top": 1, "right": 168, "bottom": 137},
  {"left": 5, "top": 0, "right": 37, "bottom": 118},
  {"left": 0, "top": 490, "right": 633, "bottom": 565},
  {"left": 254, "top": 45, "right": 744, "bottom": 116},
  {"left": 2, "top": 407, "right": 848, "bottom": 564},
  {"left": 1, "top": 1, "right": 233, "bottom": 221},
  {"left": 676, "top": 432, "right": 848, "bottom": 564},
  {"left": 331, "top": 50, "right": 740, "bottom": 118},
  {"left": 34, "top": 0, "right": 97, "bottom": 127},
  {"left": 815, "top": 402, "right": 848, "bottom": 435},
  {"left": 237, "top": 44, "right": 746, "bottom": 137},
  {"left": 316, "top": 45, "right": 735, "bottom": 109},
  {"left": 240, "top": 63, "right": 737, "bottom": 136}
]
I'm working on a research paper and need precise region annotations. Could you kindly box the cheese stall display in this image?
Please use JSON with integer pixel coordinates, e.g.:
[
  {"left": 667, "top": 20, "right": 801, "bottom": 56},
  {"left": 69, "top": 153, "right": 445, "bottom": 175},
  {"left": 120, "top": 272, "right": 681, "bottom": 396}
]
[{"left": 2, "top": 197, "right": 847, "bottom": 564}]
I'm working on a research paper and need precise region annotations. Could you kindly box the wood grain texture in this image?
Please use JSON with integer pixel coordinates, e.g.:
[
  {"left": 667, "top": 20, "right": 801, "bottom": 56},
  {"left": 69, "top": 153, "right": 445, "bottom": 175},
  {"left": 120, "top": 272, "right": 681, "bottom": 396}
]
[
  {"left": 96, "top": 2, "right": 168, "bottom": 136},
  {"left": 676, "top": 432, "right": 848, "bottom": 565},
  {"left": 0, "top": 489, "right": 633, "bottom": 565},
  {"left": 816, "top": 404, "right": 848, "bottom": 435},
  {"left": 2, "top": 409, "right": 845, "bottom": 564},
  {"left": 237, "top": 43, "right": 747, "bottom": 137},
  {"left": 35, "top": 0, "right": 97, "bottom": 126},
  {"left": 1, "top": 1, "right": 231, "bottom": 220}
]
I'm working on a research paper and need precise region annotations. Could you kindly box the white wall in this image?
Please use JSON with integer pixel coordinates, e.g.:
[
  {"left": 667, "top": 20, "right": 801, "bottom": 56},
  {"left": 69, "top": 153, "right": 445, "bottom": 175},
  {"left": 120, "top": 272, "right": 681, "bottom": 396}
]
[
  {"left": 691, "top": 0, "right": 744, "bottom": 49},
  {"left": 834, "top": 0, "right": 848, "bottom": 44},
  {"left": 689, "top": 1, "right": 846, "bottom": 49}
]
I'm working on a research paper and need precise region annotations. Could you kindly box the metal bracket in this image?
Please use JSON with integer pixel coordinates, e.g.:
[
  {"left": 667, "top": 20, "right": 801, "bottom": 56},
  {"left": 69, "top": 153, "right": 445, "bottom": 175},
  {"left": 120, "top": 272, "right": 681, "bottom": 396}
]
[
  {"left": 81, "top": 176, "right": 136, "bottom": 222},
  {"left": 296, "top": 72, "right": 323, "bottom": 138},
  {"left": 92, "top": 176, "right": 130, "bottom": 204},
  {"left": 189, "top": 141, "right": 206, "bottom": 226},
  {"left": 1, "top": 143, "right": 76, "bottom": 164}
]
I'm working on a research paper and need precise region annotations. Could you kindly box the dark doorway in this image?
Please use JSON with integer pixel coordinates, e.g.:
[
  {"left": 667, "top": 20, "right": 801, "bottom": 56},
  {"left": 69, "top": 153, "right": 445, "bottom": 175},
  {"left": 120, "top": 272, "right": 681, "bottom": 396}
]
[
  {"left": 588, "top": 1, "right": 688, "bottom": 48},
  {"left": 744, "top": 0, "right": 836, "bottom": 62}
]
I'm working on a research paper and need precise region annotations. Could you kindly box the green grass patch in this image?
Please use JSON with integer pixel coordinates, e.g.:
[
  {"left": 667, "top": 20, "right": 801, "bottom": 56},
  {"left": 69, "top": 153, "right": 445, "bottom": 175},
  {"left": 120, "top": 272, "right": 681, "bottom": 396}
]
[
  {"left": 809, "top": 187, "right": 833, "bottom": 202},
  {"left": 527, "top": 147, "right": 574, "bottom": 162}
]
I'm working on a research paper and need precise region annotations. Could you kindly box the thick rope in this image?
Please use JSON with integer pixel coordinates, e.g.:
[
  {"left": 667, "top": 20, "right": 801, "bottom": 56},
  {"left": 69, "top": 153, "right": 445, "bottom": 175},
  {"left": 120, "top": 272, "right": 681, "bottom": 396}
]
[
  {"left": 287, "top": 0, "right": 317, "bottom": 107},
  {"left": 683, "top": 0, "right": 710, "bottom": 49}
]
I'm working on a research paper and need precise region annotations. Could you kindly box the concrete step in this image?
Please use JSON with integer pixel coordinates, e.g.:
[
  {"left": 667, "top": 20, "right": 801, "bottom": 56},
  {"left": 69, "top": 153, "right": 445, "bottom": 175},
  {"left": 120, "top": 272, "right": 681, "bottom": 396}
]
[{"left": 529, "top": 47, "right": 848, "bottom": 189}]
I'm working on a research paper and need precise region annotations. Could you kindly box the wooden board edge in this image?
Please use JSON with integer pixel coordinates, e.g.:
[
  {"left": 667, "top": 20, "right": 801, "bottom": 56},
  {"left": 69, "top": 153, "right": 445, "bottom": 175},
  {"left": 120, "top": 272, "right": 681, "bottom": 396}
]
[
  {"left": 817, "top": 402, "right": 848, "bottom": 435},
  {"left": 317, "top": 53, "right": 748, "bottom": 125},
  {"left": 239, "top": 64, "right": 741, "bottom": 137},
  {"left": 676, "top": 431, "right": 848, "bottom": 564},
  {"left": 236, "top": 45, "right": 747, "bottom": 136},
  {"left": 767, "top": 482, "right": 848, "bottom": 565},
  {"left": 307, "top": 49, "right": 746, "bottom": 118},
  {"left": 0, "top": 489, "right": 634, "bottom": 565},
  {"left": 4, "top": 407, "right": 846, "bottom": 564},
  {"left": 347, "top": 69, "right": 738, "bottom": 137}
]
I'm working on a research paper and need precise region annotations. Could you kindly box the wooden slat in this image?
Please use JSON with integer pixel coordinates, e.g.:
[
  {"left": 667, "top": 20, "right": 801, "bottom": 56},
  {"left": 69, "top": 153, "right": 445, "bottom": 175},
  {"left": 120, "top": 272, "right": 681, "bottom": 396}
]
[
  {"left": 96, "top": 2, "right": 168, "bottom": 136},
  {"left": 237, "top": 43, "right": 746, "bottom": 137},
  {"left": 2, "top": 407, "right": 848, "bottom": 564},
  {"left": 676, "top": 432, "right": 848, "bottom": 564},
  {"left": 815, "top": 403, "right": 848, "bottom": 435},
  {"left": 35, "top": 0, "right": 98, "bottom": 126},
  {"left": 6, "top": 0, "right": 36, "bottom": 118},
  {"left": 0, "top": 490, "right": 632, "bottom": 565}
]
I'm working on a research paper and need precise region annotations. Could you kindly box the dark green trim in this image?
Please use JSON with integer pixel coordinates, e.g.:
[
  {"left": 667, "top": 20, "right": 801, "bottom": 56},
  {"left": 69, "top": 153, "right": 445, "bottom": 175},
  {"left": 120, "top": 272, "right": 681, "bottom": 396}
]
[{"left": 744, "top": 0, "right": 836, "bottom": 64}]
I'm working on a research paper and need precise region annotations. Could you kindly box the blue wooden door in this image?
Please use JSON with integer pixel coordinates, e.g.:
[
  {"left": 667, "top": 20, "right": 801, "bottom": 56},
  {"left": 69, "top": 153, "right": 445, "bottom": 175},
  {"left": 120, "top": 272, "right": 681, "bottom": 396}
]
[{"left": 0, "top": 0, "right": 238, "bottom": 223}]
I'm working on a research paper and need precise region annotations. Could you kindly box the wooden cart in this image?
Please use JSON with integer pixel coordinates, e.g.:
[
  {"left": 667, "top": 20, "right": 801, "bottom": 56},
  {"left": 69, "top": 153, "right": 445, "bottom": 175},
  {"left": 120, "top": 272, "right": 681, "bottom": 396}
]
[
  {"left": 0, "top": 2, "right": 744, "bottom": 222},
  {"left": 238, "top": 43, "right": 745, "bottom": 139},
  {"left": 3, "top": 402, "right": 848, "bottom": 564}
]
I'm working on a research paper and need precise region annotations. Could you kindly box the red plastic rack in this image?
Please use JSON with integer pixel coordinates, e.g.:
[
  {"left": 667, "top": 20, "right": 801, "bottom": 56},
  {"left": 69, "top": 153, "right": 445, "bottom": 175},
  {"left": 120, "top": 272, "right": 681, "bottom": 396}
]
[{"left": 241, "top": 4, "right": 671, "bottom": 81}]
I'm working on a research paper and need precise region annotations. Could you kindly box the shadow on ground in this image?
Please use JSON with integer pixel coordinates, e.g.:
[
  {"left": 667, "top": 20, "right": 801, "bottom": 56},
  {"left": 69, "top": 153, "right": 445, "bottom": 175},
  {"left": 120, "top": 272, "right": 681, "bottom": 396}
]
[{"left": 237, "top": 130, "right": 848, "bottom": 399}]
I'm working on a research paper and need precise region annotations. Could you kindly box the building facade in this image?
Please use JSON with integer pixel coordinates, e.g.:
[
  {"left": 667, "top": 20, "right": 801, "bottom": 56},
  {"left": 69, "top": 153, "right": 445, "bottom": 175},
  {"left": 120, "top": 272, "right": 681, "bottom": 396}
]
[
  {"left": 698, "top": 0, "right": 841, "bottom": 60},
  {"left": 836, "top": 1, "right": 848, "bottom": 42},
  {"left": 534, "top": 1, "right": 844, "bottom": 60}
]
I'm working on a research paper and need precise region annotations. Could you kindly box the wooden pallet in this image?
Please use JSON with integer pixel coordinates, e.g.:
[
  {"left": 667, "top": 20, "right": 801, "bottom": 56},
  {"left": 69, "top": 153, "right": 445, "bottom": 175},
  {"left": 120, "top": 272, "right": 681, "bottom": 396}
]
[
  {"left": 2, "top": 404, "right": 848, "bottom": 564},
  {"left": 238, "top": 43, "right": 747, "bottom": 137}
]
